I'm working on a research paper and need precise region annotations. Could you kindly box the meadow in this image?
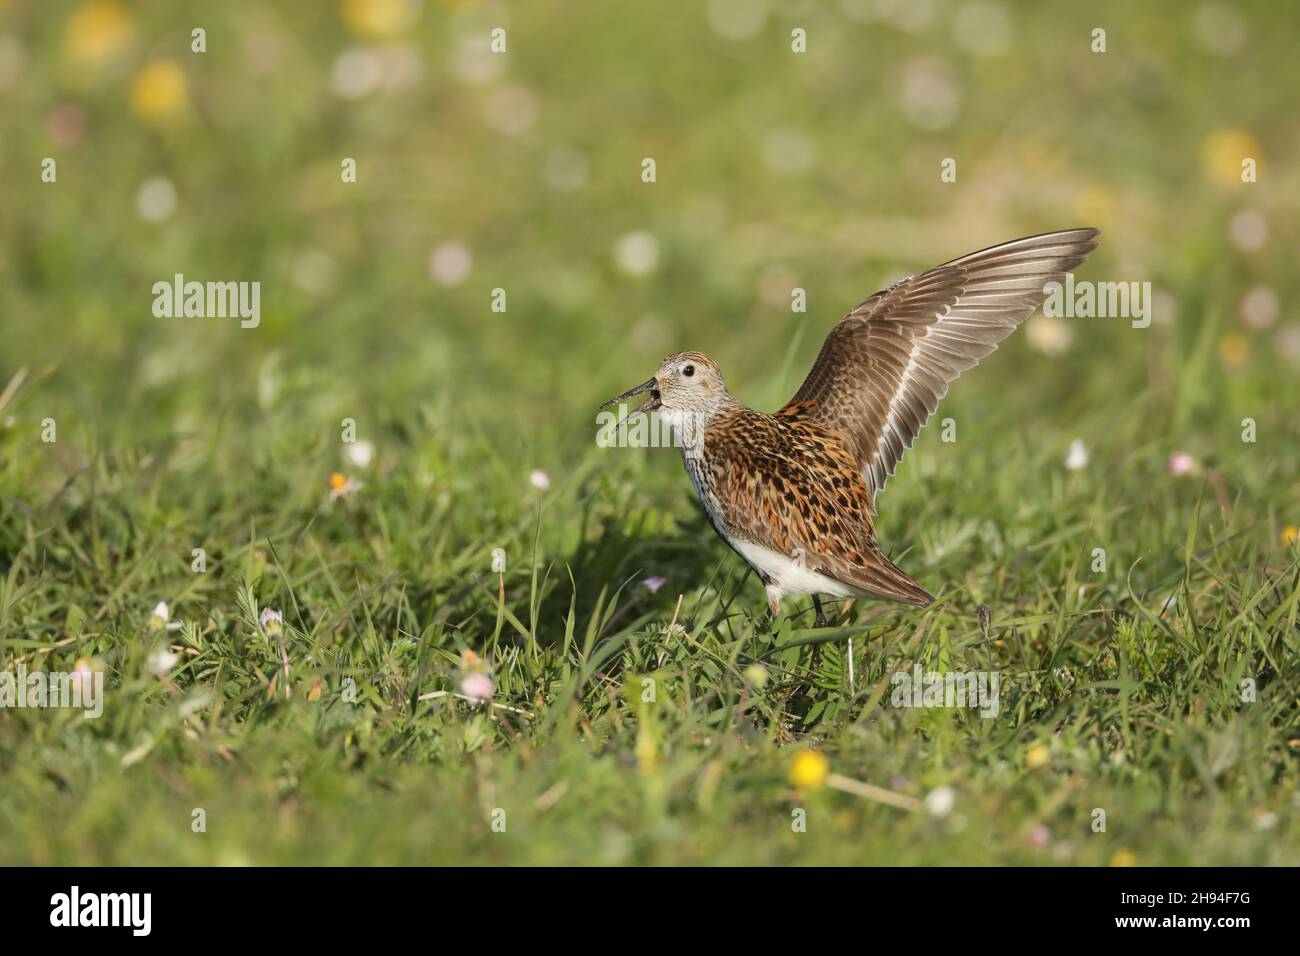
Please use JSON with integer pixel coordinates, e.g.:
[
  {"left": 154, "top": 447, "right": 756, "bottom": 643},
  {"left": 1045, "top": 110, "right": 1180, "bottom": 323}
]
[{"left": 0, "top": 0, "right": 1297, "bottom": 865}]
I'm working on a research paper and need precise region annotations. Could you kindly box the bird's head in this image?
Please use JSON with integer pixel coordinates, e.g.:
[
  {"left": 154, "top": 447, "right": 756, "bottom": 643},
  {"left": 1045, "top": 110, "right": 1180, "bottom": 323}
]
[{"left": 601, "top": 351, "right": 730, "bottom": 423}]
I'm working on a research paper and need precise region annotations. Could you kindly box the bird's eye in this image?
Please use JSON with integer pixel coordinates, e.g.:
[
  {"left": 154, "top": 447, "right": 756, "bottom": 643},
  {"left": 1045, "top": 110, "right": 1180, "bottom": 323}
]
[{"left": 682, "top": 365, "right": 695, "bottom": 377}]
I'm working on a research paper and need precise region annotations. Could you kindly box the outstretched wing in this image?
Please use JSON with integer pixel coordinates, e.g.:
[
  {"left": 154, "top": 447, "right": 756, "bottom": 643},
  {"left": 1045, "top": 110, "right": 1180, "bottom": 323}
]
[{"left": 782, "top": 228, "right": 1099, "bottom": 503}]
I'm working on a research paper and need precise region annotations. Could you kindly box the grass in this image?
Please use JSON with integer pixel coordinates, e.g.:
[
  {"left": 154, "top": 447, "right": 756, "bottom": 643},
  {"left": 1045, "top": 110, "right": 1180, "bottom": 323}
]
[{"left": 1, "top": 0, "right": 1298, "bottom": 865}]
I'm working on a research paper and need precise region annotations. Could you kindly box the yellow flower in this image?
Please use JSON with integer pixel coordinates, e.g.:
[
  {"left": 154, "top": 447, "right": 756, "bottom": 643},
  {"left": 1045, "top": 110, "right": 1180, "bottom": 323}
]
[
  {"left": 1026, "top": 743, "right": 1051, "bottom": 769},
  {"left": 1282, "top": 526, "right": 1299, "bottom": 546},
  {"left": 743, "top": 664, "right": 769, "bottom": 689},
  {"left": 328, "top": 472, "right": 363, "bottom": 501},
  {"left": 1110, "top": 848, "right": 1137, "bottom": 867},
  {"left": 341, "top": 0, "right": 415, "bottom": 38},
  {"left": 1218, "top": 333, "right": 1248, "bottom": 369},
  {"left": 788, "top": 749, "right": 829, "bottom": 789},
  {"left": 65, "top": 1, "right": 133, "bottom": 64},
  {"left": 131, "top": 59, "right": 187, "bottom": 123},
  {"left": 1201, "top": 128, "right": 1260, "bottom": 187}
]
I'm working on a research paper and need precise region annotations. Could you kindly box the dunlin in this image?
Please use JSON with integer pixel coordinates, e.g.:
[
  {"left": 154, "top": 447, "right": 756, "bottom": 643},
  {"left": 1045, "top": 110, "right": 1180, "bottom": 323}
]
[{"left": 603, "top": 228, "right": 1100, "bottom": 628}]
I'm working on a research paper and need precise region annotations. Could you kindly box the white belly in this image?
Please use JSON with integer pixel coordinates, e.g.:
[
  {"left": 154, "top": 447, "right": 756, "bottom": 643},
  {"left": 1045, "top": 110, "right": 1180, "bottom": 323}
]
[
  {"left": 726, "top": 535, "right": 859, "bottom": 599},
  {"left": 679, "top": 438, "right": 855, "bottom": 607}
]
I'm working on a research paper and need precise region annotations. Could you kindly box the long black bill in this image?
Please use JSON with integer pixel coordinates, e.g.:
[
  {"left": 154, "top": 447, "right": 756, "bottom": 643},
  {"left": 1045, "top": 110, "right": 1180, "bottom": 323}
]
[{"left": 600, "top": 377, "right": 661, "bottom": 427}]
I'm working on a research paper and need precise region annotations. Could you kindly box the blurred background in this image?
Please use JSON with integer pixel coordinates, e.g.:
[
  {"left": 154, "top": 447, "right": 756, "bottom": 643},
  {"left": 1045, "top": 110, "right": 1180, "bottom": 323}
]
[{"left": 1, "top": 0, "right": 1296, "bottom": 463}]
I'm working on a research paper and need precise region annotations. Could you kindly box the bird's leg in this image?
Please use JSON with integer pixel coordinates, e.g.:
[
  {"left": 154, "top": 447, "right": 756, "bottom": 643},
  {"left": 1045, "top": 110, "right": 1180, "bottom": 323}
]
[
  {"left": 807, "top": 596, "right": 829, "bottom": 672},
  {"left": 765, "top": 584, "right": 782, "bottom": 643}
]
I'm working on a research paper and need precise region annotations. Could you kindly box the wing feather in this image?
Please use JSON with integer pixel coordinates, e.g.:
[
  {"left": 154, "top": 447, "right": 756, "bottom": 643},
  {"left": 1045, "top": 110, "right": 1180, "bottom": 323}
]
[{"left": 781, "top": 228, "right": 1100, "bottom": 502}]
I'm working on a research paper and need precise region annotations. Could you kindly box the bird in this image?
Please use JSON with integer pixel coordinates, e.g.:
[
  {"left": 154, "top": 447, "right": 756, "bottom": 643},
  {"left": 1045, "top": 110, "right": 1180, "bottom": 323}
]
[{"left": 602, "top": 228, "right": 1100, "bottom": 630}]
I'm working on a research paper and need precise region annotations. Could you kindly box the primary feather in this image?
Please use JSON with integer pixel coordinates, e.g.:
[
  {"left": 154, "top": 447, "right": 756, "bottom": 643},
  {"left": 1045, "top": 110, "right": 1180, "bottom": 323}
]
[{"left": 783, "top": 228, "right": 1100, "bottom": 503}]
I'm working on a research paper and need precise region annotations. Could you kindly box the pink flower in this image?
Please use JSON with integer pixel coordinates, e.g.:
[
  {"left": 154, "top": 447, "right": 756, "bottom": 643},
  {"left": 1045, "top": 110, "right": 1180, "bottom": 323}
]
[
  {"left": 1028, "top": 825, "right": 1051, "bottom": 847},
  {"left": 459, "top": 671, "right": 494, "bottom": 703},
  {"left": 1168, "top": 452, "right": 1196, "bottom": 476},
  {"left": 641, "top": 575, "right": 667, "bottom": 593},
  {"left": 69, "top": 656, "right": 98, "bottom": 692},
  {"left": 260, "top": 607, "right": 284, "bottom": 636}
]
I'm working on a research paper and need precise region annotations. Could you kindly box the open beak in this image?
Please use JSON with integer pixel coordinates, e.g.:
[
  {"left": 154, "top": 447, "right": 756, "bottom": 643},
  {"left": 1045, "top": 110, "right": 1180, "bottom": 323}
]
[{"left": 600, "top": 377, "right": 661, "bottom": 426}]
